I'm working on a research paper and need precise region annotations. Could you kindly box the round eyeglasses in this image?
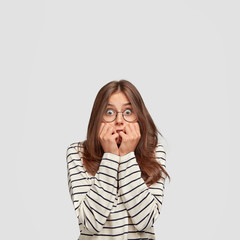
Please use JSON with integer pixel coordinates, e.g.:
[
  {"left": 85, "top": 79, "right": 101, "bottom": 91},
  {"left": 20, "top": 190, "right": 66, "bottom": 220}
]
[{"left": 103, "top": 108, "right": 137, "bottom": 123}]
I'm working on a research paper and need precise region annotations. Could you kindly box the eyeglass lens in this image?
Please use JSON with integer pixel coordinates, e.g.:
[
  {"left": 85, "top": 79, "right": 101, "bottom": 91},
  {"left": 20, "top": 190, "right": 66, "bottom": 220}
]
[{"left": 103, "top": 109, "right": 137, "bottom": 122}]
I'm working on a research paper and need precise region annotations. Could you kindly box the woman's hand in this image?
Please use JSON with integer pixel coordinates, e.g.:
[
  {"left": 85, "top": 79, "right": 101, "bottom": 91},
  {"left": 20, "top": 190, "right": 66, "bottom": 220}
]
[
  {"left": 118, "top": 122, "right": 141, "bottom": 156},
  {"left": 98, "top": 123, "right": 120, "bottom": 155}
]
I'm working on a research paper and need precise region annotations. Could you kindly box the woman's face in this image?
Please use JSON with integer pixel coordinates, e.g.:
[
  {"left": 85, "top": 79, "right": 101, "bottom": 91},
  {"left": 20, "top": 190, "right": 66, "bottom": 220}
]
[{"left": 103, "top": 91, "right": 137, "bottom": 145}]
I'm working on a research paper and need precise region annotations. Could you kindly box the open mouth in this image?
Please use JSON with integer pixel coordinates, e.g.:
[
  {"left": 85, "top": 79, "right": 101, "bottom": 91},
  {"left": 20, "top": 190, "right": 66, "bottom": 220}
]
[
  {"left": 116, "top": 130, "right": 125, "bottom": 134},
  {"left": 115, "top": 130, "right": 124, "bottom": 145}
]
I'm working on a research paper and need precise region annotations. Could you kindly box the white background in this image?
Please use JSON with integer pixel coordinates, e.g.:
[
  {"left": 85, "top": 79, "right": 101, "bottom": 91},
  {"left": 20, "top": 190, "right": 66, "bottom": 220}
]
[{"left": 0, "top": 0, "right": 239, "bottom": 239}]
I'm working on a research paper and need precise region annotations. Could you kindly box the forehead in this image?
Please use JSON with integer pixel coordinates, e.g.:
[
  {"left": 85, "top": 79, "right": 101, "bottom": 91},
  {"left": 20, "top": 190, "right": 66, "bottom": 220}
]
[{"left": 107, "top": 92, "right": 131, "bottom": 107}]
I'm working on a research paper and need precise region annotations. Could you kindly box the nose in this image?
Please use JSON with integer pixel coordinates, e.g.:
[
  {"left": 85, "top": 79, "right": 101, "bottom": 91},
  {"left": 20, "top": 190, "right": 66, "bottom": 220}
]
[{"left": 115, "top": 112, "right": 124, "bottom": 124}]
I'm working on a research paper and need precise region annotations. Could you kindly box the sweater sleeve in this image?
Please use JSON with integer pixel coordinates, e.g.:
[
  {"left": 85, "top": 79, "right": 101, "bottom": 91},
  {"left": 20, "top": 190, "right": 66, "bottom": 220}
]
[
  {"left": 118, "top": 143, "right": 167, "bottom": 231},
  {"left": 66, "top": 144, "right": 120, "bottom": 233}
]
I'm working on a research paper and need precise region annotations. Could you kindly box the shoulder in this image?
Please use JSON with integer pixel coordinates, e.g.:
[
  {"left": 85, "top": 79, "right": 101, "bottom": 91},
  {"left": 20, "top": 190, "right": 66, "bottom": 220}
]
[
  {"left": 66, "top": 141, "right": 84, "bottom": 161},
  {"left": 155, "top": 143, "right": 167, "bottom": 168},
  {"left": 155, "top": 143, "right": 166, "bottom": 155}
]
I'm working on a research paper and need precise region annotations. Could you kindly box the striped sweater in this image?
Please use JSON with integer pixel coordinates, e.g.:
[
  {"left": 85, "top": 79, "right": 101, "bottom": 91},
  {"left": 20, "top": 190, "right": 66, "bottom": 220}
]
[{"left": 66, "top": 142, "right": 167, "bottom": 240}]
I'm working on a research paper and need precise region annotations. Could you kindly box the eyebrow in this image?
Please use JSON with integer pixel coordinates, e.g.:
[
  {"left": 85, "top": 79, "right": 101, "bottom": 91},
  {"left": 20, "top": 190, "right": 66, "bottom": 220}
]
[{"left": 107, "top": 102, "right": 131, "bottom": 107}]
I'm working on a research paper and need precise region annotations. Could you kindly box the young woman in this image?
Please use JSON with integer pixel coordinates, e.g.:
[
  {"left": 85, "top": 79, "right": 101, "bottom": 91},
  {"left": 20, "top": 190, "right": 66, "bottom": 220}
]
[{"left": 66, "top": 80, "right": 170, "bottom": 240}]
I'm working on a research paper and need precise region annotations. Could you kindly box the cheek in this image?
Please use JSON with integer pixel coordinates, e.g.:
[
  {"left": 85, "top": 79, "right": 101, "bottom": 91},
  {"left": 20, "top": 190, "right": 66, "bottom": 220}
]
[
  {"left": 124, "top": 123, "right": 132, "bottom": 132},
  {"left": 123, "top": 123, "right": 130, "bottom": 132},
  {"left": 111, "top": 124, "right": 117, "bottom": 133},
  {"left": 105, "top": 123, "right": 116, "bottom": 132}
]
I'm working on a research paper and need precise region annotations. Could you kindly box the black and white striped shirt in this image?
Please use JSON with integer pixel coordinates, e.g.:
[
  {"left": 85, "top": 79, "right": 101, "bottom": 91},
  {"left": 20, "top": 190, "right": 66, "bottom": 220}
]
[{"left": 66, "top": 142, "right": 167, "bottom": 240}]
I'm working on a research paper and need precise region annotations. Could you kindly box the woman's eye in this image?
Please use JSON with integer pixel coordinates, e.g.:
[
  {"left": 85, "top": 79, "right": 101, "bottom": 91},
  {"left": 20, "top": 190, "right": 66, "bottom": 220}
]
[
  {"left": 124, "top": 109, "right": 132, "bottom": 115},
  {"left": 106, "top": 109, "right": 115, "bottom": 115}
]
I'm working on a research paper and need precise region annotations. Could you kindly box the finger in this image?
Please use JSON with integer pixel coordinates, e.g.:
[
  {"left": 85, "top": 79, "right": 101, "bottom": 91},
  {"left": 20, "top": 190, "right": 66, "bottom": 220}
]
[
  {"left": 133, "top": 122, "right": 141, "bottom": 135},
  {"left": 133, "top": 122, "right": 141, "bottom": 139},
  {"left": 132, "top": 123, "right": 138, "bottom": 137},
  {"left": 129, "top": 123, "right": 139, "bottom": 140},
  {"left": 110, "top": 127, "right": 118, "bottom": 138},
  {"left": 124, "top": 124, "right": 132, "bottom": 136},
  {"left": 99, "top": 123, "right": 109, "bottom": 138},
  {"left": 111, "top": 132, "right": 119, "bottom": 140},
  {"left": 118, "top": 130, "right": 126, "bottom": 139},
  {"left": 106, "top": 125, "right": 117, "bottom": 137},
  {"left": 118, "top": 126, "right": 127, "bottom": 139},
  {"left": 98, "top": 122, "right": 105, "bottom": 136},
  {"left": 129, "top": 124, "right": 137, "bottom": 136}
]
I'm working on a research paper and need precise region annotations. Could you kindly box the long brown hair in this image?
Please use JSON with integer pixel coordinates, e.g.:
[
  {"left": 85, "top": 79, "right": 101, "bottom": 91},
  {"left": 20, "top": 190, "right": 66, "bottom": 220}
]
[{"left": 75, "top": 80, "right": 170, "bottom": 186}]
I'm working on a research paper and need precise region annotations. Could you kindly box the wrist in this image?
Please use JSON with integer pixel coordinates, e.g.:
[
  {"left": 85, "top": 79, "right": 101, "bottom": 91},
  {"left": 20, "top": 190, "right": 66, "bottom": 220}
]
[
  {"left": 102, "top": 152, "right": 120, "bottom": 163},
  {"left": 119, "top": 150, "right": 134, "bottom": 156},
  {"left": 104, "top": 150, "right": 119, "bottom": 156}
]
